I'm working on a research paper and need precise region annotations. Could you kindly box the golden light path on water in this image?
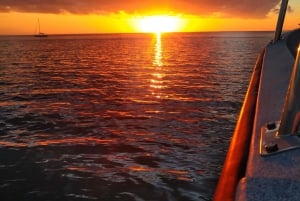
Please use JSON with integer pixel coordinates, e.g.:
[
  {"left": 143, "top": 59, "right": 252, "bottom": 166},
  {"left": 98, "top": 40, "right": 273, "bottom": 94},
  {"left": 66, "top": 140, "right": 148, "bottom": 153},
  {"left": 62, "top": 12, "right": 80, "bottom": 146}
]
[
  {"left": 150, "top": 33, "right": 167, "bottom": 100},
  {"left": 154, "top": 33, "right": 163, "bottom": 67}
]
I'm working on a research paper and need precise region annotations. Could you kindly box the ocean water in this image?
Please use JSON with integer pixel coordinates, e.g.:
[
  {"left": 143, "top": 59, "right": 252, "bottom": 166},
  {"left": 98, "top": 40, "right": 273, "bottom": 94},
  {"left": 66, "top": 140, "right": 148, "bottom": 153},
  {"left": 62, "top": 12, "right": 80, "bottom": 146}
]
[{"left": 0, "top": 32, "right": 272, "bottom": 201}]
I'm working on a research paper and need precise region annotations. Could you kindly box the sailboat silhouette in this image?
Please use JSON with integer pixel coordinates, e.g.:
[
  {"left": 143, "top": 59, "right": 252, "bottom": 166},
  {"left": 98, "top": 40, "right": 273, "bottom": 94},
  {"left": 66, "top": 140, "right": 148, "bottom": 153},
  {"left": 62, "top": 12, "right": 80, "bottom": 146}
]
[{"left": 34, "top": 18, "right": 48, "bottom": 37}]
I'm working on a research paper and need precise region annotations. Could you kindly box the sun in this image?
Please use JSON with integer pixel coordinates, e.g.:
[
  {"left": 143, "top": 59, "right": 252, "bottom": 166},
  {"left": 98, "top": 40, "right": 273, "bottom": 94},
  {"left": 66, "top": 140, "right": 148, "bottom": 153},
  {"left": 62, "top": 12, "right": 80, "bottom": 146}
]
[{"left": 136, "top": 15, "right": 182, "bottom": 33}]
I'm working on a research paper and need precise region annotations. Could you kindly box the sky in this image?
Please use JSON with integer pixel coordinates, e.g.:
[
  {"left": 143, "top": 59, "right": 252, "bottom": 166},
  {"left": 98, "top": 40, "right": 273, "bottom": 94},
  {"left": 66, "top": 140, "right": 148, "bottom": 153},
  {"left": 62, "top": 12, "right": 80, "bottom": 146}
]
[{"left": 0, "top": 0, "right": 299, "bottom": 35}]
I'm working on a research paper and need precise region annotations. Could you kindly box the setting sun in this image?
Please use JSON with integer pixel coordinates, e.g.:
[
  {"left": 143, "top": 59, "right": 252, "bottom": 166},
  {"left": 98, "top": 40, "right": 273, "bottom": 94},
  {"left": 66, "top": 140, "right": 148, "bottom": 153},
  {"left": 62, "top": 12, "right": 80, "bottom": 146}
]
[{"left": 136, "top": 15, "right": 183, "bottom": 33}]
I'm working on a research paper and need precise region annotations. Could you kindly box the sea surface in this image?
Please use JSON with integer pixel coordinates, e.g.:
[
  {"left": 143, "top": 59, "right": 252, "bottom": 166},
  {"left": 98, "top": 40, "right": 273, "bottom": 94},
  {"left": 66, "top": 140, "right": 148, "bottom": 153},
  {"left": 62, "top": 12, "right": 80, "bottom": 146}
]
[{"left": 0, "top": 32, "right": 273, "bottom": 201}]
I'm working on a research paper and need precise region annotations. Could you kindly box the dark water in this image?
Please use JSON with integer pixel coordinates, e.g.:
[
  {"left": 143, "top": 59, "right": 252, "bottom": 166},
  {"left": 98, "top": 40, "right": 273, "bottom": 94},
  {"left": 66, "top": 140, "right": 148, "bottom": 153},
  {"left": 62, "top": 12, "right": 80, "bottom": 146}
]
[{"left": 0, "top": 32, "right": 272, "bottom": 201}]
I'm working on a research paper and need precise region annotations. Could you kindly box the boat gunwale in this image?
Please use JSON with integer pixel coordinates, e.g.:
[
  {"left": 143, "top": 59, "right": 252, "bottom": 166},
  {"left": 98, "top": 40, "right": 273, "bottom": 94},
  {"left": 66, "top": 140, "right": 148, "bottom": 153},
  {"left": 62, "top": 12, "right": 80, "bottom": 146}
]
[{"left": 213, "top": 48, "right": 265, "bottom": 201}]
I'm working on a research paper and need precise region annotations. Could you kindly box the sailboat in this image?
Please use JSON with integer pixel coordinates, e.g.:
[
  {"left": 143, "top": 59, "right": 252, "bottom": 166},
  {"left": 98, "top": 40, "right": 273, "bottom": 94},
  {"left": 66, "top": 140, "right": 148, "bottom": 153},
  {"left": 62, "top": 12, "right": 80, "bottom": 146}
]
[
  {"left": 214, "top": 0, "right": 300, "bottom": 200},
  {"left": 34, "top": 18, "right": 48, "bottom": 37}
]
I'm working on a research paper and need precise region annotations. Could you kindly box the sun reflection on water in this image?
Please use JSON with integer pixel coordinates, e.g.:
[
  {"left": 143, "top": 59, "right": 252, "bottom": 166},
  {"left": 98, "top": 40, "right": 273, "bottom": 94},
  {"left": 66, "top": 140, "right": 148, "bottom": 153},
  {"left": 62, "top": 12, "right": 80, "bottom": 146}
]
[
  {"left": 150, "top": 33, "right": 168, "bottom": 99},
  {"left": 153, "top": 33, "right": 162, "bottom": 67}
]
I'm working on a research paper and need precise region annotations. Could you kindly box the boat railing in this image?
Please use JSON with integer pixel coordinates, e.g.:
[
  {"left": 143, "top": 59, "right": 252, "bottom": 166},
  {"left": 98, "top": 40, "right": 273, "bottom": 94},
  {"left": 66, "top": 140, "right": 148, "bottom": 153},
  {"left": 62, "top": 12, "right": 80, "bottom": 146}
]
[
  {"left": 278, "top": 45, "right": 300, "bottom": 134},
  {"left": 273, "top": 0, "right": 289, "bottom": 42}
]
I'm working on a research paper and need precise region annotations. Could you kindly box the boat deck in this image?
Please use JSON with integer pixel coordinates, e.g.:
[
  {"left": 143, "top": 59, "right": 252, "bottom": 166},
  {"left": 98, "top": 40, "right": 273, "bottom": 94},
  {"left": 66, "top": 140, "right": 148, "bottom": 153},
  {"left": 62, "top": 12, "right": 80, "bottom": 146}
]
[{"left": 236, "top": 29, "right": 300, "bottom": 201}]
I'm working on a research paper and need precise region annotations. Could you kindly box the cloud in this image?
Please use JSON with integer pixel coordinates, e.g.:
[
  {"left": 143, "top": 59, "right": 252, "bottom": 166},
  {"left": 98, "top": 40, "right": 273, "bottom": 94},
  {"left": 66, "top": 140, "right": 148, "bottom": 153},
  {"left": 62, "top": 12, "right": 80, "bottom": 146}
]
[{"left": 0, "top": 0, "right": 281, "bottom": 18}]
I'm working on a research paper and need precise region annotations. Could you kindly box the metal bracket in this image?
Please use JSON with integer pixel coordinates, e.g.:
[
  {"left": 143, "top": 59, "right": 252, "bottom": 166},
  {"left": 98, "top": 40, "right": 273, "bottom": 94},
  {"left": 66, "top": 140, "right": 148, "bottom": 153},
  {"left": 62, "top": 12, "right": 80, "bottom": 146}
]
[{"left": 260, "top": 121, "right": 300, "bottom": 156}]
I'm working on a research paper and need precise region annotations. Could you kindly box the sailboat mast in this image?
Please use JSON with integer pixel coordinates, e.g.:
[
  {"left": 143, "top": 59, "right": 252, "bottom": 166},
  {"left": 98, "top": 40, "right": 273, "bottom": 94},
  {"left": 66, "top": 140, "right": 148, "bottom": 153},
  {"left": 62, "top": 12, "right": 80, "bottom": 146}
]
[
  {"left": 38, "top": 18, "right": 41, "bottom": 34},
  {"left": 34, "top": 18, "right": 48, "bottom": 37}
]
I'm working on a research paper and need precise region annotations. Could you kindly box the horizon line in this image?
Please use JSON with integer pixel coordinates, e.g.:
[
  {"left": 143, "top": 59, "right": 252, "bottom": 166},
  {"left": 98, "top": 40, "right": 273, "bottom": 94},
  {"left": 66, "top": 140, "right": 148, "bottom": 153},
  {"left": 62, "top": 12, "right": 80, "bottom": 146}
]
[{"left": 0, "top": 30, "right": 277, "bottom": 36}]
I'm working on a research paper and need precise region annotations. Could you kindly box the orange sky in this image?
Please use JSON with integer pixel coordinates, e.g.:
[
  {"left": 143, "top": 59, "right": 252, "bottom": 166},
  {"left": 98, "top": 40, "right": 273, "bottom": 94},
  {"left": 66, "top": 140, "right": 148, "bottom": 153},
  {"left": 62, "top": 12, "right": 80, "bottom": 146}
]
[{"left": 0, "top": 0, "right": 299, "bottom": 35}]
